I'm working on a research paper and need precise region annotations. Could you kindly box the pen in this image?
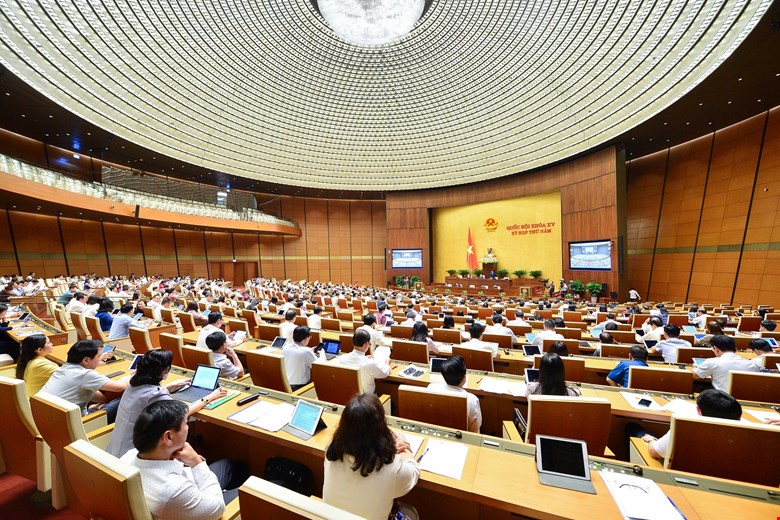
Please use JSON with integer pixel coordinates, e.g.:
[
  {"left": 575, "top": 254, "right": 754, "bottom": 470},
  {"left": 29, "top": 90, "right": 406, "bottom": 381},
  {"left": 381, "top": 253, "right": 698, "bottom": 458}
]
[
  {"left": 476, "top": 378, "right": 483, "bottom": 384},
  {"left": 416, "top": 448, "right": 429, "bottom": 463},
  {"left": 667, "top": 497, "right": 687, "bottom": 519}
]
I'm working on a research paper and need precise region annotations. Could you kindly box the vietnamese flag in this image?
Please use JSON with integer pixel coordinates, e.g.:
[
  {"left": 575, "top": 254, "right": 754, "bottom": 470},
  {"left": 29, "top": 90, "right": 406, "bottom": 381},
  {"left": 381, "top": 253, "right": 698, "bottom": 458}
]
[{"left": 466, "top": 228, "right": 478, "bottom": 271}]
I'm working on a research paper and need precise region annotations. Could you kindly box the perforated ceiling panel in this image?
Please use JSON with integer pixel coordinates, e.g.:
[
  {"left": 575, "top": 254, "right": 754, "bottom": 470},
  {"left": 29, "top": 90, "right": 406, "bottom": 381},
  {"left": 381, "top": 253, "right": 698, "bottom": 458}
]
[{"left": 0, "top": 1, "right": 771, "bottom": 190}]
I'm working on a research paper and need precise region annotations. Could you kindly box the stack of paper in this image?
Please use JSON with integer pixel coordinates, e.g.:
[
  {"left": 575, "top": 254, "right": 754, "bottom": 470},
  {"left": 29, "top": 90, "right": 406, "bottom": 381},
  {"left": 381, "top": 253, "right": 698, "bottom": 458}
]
[
  {"left": 620, "top": 392, "right": 665, "bottom": 411},
  {"left": 419, "top": 439, "right": 468, "bottom": 480},
  {"left": 229, "top": 401, "right": 295, "bottom": 432},
  {"left": 600, "top": 471, "right": 685, "bottom": 520},
  {"left": 373, "top": 346, "right": 391, "bottom": 365},
  {"left": 661, "top": 398, "right": 698, "bottom": 417}
]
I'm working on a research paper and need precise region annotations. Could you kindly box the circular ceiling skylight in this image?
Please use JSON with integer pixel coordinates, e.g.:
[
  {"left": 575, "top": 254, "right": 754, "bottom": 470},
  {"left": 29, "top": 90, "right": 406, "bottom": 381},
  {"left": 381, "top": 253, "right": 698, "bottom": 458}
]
[{"left": 317, "top": 0, "right": 426, "bottom": 46}]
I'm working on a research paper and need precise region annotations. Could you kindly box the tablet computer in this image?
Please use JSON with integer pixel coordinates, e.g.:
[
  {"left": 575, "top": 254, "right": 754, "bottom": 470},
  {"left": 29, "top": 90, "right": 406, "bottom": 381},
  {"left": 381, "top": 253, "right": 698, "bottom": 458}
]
[
  {"left": 643, "top": 339, "right": 658, "bottom": 349},
  {"left": 682, "top": 325, "right": 696, "bottom": 333},
  {"left": 282, "top": 399, "right": 326, "bottom": 440},
  {"left": 522, "top": 345, "right": 541, "bottom": 356},
  {"left": 763, "top": 337, "right": 778, "bottom": 347},
  {"left": 525, "top": 333, "right": 537, "bottom": 343},
  {"left": 535, "top": 435, "right": 595, "bottom": 494},
  {"left": 525, "top": 368, "right": 540, "bottom": 383},
  {"left": 129, "top": 354, "right": 143, "bottom": 371},
  {"left": 430, "top": 357, "right": 447, "bottom": 373},
  {"left": 101, "top": 344, "right": 116, "bottom": 356},
  {"left": 269, "top": 336, "right": 287, "bottom": 349},
  {"left": 691, "top": 357, "right": 706, "bottom": 366}
]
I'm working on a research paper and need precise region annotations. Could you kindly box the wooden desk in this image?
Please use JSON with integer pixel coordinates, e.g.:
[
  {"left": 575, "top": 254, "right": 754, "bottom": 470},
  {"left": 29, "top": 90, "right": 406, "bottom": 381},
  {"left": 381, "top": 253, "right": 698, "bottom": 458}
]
[{"left": 6, "top": 309, "right": 69, "bottom": 346}]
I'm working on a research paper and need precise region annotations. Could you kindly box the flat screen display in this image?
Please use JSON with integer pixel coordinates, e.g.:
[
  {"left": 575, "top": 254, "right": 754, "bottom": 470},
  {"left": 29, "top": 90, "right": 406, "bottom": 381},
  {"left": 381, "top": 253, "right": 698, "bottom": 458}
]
[
  {"left": 569, "top": 240, "right": 612, "bottom": 271},
  {"left": 392, "top": 249, "right": 423, "bottom": 269}
]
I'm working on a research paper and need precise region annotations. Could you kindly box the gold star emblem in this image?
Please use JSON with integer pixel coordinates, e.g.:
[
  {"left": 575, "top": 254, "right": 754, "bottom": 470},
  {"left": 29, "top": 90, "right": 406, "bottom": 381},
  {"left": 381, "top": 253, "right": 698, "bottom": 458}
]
[{"left": 466, "top": 245, "right": 474, "bottom": 255}]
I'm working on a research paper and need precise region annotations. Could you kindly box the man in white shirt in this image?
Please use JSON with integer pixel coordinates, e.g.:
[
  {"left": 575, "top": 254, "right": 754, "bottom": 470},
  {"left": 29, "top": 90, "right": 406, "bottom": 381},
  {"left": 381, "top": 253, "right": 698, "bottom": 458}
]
[
  {"left": 147, "top": 293, "right": 162, "bottom": 310},
  {"left": 694, "top": 335, "right": 760, "bottom": 391},
  {"left": 196, "top": 312, "right": 239, "bottom": 350},
  {"left": 690, "top": 308, "right": 709, "bottom": 329},
  {"left": 65, "top": 292, "right": 88, "bottom": 314},
  {"left": 356, "top": 314, "right": 383, "bottom": 352},
  {"left": 307, "top": 306, "right": 323, "bottom": 330},
  {"left": 484, "top": 315, "right": 518, "bottom": 345},
  {"left": 279, "top": 310, "right": 298, "bottom": 343},
  {"left": 427, "top": 355, "right": 482, "bottom": 433},
  {"left": 628, "top": 288, "right": 640, "bottom": 302},
  {"left": 282, "top": 326, "right": 318, "bottom": 391},
  {"left": 400, "top": 310, "right": 416, "bottom": 327},
  {"left": 531, "top": 319, "right": 564, "bottom": 347},
  {"left": 647, "top": 324, "right": 692, "bottom": 363},
  {"left": 506, "top": 310, "right": 529, "bottom": 327},
  {"left": 339, "top": 329, "right": 390, "bottom": 394},
  {"left": 460, "top": 322, "right": 499, "bottom": 357},
  {"left": 205, "top": 331, "right": 244, "bottom": 380},
  {"left": 121, "top": 400, "right": 247, "bottom": 519},
  {"left": 637, "top": 316, "right": 664, "bottom": 343},
  {"left": 749, "top": 338, "right": 774, "bottom": 368},
  {"left": 591, "top": 313, "right": 619, "bottom": 333}
]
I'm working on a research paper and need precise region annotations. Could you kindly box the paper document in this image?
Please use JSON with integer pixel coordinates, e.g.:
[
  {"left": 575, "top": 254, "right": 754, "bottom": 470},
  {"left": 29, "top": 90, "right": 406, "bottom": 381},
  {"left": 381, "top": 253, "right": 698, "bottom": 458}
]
[
  {"left": 392, "top": 430, "right": 425, "bottom": 457},
  {"left": 600, "top": 471, "right": 685, "bottom": 520},
  {"left": 620, "top": 392, "right": 665, "bottom": 412},
  {"left": 436, "top": 344, "right": 453, "bottom": 354},
  {"left": 661, "top": 398, "right": 699, "bottom": 417},
  {"left": 373, "top": 346, "right": 391, "bottom": 365},
  {"left": 506, "top": 381, "right": 528, "bottom": 397},
  {"left": 229, "top": 401, "right": 295, "bottom": 432},
  {"left": 398, "top": 365, "right": 427, "bottom": 379},
  {"left": 231, "top": 330, "right": 247, "bottom": 343},
  {"left": 745, "top": 409, "right": 780, "bottom": 424},
  {"left": 478, "top": 377, "right": 508, "bottom": 394},
  {"left": 419, "top": 439, "right": 468, "bottom": 480}
]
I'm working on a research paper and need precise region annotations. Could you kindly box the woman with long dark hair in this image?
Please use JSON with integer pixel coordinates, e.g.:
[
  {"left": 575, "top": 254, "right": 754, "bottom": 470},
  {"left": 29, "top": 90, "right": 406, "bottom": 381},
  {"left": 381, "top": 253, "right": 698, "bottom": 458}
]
[
  {"left": 324, "top": 393, "right": 420, "bottom": 520},
  {"left": 95, "top": 298, "right": 115, "bottom": 331},
  {"left": 409, "top": 321, "right": 438, "bottom": 354},
  {"left": 526, "top": 353, "right": 580, "bottom": 396},
  {"left": 106, "top": 349, "right": 226, "bottom": 457},
  {"left": 15, "top": 334, "right": 57, "bottom": 395}
]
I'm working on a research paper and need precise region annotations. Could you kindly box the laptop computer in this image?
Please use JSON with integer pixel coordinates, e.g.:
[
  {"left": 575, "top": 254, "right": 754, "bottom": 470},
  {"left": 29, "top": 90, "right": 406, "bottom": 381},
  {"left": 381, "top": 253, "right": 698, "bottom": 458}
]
[
  {"left": 319, "top": 339, "right": 341, "bottom": 360},
  {"left": 281, "top": 399, "right": 327, "bottom": 440},
  {"left": 535, "top": 435, "right": 596, "bottom": 494},
  {"left": 173, "top": 365, "right": 221, "bottom": 402},
  {"left": 693, "top": 333, "right": 706, "bottom": 342},
  {"left": 522, "top": 345, "right": 541, "bottom": 356}
]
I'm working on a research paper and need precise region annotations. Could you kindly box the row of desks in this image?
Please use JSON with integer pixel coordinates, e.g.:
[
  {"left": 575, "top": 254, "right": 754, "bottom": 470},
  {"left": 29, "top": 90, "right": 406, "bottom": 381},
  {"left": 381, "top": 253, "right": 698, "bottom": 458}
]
[{"left": 43, "top": 344, "right": 780, "bottom": 519}]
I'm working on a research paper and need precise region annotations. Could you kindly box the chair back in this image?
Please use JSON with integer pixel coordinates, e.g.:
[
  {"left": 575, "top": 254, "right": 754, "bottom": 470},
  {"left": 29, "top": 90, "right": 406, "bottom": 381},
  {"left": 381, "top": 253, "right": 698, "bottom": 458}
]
[
  {"left": 85, "top": 316, "right": 108, "bottom": 343},
  {"left": 141, "top": 307, "right": 155, "bottom": 319},
  {"left": 391, "top": 340, "right": 429, "bottom": 364},
  {"left": 508, "top": 324, "right": 532, "bottom": 336},
  {"left": 244, "top": 349, "right": 292, "bottom": 392},
  {"left": 242, "top": 309, "right": 261, "bottom": 335},
  {"left": 541, "top": 338, "right": 580, "bottom": 356},
  {"left": 483, "top": 333, "right": 512, "bottom": 351},
  {"left": 63, "top": 439, "right": 153, "bottom": 520},
  {"left": 54, "top": 307, "right": 71, "bottom": 331},
  {"left": 563, "top": 311, "right": 583, "bottom": 322},
  {"left": 390, "top": 325, "right": 414, "bottom": 339},
  {"left": 675, "top": 347, "right": 715, "bottom": 364},
  {"left": 239, "top": 475, "right": 362, "bottom": 520},
  {"left": 338, "top": 333, "right": 354, "bottom": 354},
  {"left": 160, "top": 308, "right": 176, "bottom": 324},
  {"left": 431, "top": 328, "right": 462, "bottom": 344},
  {"left": 159, "top": 333, "right": 186, "bottom": 368},
  {"left": 257, "top": 324, "right": 282, "bottom": 341},
  {"left": 321, "top": 318, "right": 342, "bottom": 332},
  {"left": 532, "top": 356, "right": 586, "bottom": 383},
  {"left": 224, "top": 306, "right": 237, "bottom": 318},
  {"left": 181, "top": 346, "right": 215, "bottom": 371},
  {"left": 129, "top": 327, "right": 154, "bottom": 354},
  {"left": 226, "top": 318, "right": 251, "bottom": 337},
  {"left": 665, "top": 416, "right": 779, "bottom": 487},
  {"left": 628, "top": 366, "right": 693, "bottom": 394},
  {"left": 666, "top": 314, "right": 689, "bottom": 327},
  {"left": 70, "top": 312, "right": 90, "bottom": 341},
  {"left": 758, "top": 353, "right": 780, "bottom": 370},
  {"left": 736, "top": 316, "right": 762, "bottom": 332},
  {"left": 526, "top": 396, "right": 611, "bottom": 456},
  {"left": 427, "top": 318, "right": 444, "bottom": 329},
  {"left": 0, "top": 376, "right": 45, "bottom": 485},
  {"left": 179, "top": 312, "right": 198, "bottom": 333},
  {"left": 452, "top": 346, "right": 494, "bottom": 372},
  {"left": 600, "top": 344, "right": 634, "bottom": 359},
  {"left": 610, "top": 330, "right": 639, "bottom": 344},
  {"left": 397, "top": 385, "right": 468, "bottom": 430},
  {"left": 294, "top": 316, "right": 308, "bottom": 326},
  {"left": 727, "top": 371, "right": 780, "bottom": 404},
  {"left": 555, "top": 327, "right": 582, "bottom": 340},
  {"left": 337, "top": 310, "right": 354, "bottom": 322},
  {"left": 310, "top": 362, "right": 362, "bottom": 406}
]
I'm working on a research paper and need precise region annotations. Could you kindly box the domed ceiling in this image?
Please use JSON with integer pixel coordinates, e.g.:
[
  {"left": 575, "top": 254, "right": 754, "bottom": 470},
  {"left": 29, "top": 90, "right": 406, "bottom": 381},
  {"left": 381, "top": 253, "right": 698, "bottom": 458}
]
[{"left": 0, "top": 0, "right": 772, "bottom": 190}]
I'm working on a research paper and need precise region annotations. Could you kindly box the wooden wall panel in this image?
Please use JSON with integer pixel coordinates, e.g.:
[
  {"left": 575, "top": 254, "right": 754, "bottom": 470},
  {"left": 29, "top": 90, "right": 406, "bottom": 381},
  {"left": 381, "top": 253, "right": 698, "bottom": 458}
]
[
  {"left": 280, "top": 199, "right": 308, "bottom": 281},
  {"left": 174, "top": 229, "right": 208, "bottom": 277},
  {"left": 9, "top": 212, "right": 67, "bottom": 276},
  {"left": 372, "top": 202, "right": 388, "bottom": 287},
  {"left": 141, "top": 227, "right": 177, "bottom": 276},
  {"left": 0, "top": 211, "right": 19, "bottom": 275},
  {"left": 59, "top": 218, "right": 109, "bottom": 275},
  {"left": 305, "top": 199, "right": 331, "bottom": 283},
  {"left": 328, "top": 201, "right": 351, "bottom": 284},
  {"left": 204, "top": 231, "right": 233, "bottom": 263},
  {"left": 259, "top": 236, "right": 285, "bottom": 279},
  {"left": 350, "top": 201, "right": 372, "bottom": 286},
  {"left": 103, "top": 222, "right": 146, "bottom": 276}
]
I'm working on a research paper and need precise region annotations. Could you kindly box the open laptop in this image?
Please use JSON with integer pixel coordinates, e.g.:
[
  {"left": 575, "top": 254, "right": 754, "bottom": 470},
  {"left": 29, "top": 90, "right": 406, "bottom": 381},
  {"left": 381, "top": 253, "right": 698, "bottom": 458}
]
[
  {"left": 522, "top": 345, "right": 541, "bottom": 356},
  {"left": 535, "top": 435, "right": 595, "bottom": 494},
  {"left": 281, "top": 399, "right": 327, "bottom": 440},
  {"left": 172, "top": 365, "right": 221, "bottom": 402},
  {"left": 319, "top": 339, "right": 341, "bottom": 360}
]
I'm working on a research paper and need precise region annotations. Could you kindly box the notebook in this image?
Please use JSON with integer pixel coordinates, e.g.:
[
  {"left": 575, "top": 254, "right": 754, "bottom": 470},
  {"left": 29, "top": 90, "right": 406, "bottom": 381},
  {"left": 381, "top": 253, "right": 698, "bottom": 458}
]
[{"left": 173, "top": 365, "right": 221, "bottom": 402}]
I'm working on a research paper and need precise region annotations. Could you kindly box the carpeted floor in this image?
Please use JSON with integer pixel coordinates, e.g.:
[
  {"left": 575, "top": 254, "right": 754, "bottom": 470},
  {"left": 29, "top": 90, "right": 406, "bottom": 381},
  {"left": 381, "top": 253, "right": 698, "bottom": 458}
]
[{"left": 0, "top": 473, "right": 82, "bottom": 519}]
